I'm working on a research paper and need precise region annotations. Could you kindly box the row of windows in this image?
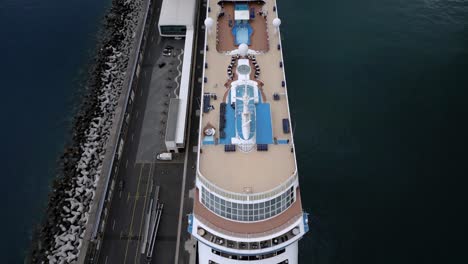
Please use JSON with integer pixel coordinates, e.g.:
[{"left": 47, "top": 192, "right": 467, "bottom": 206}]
[
  {"left": 201, "top": 187, "right": 295, "bottom": 222},
  {"left": 210, "top": 260, "right": 289, "bottom": 264},
  {"left": 211, "top": 248, "right": 286, "bottom": 261},
  {"left": 210, "top": 260, "right": 288, "bottom": 264},
  {"left": 160, "top": 25, "right": 187, "bottom": 35}
]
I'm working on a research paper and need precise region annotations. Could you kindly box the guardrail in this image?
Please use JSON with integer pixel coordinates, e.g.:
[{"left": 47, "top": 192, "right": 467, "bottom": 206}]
[
  {"left": 194, "top": 213, "right": 303, "bottom": 239},
  {"left": 197, "top": 172, "right": 298, "bottom": 202},
  {"left": 92, "top": 0, "right": 152, "bottom": 241}
]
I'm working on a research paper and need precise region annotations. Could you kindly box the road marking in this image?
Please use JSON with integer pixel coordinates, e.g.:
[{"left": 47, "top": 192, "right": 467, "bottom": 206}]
[
  {"left": 112, "top": 219, "right": 116, "bottom": 231},
  {"left": 136, "top": 110, "right": 139, "bottom": 119},
  {"left": 134, "top": 163, "right": 153, "bottom": 263},
  {"left": 104, "top": 255, "right": 108, "bottom": 264},
  {"left": 123, "top": 164, "right": 145, "bottom": 264},
  {"left": 131, "top": 132, "right": 134, "bottom": 142},
  {"left": 127, "top": 192, "right": 131, "bottom": 203},
  {"left": 125, "top": 159, "right": 129, "bottom": 169}
]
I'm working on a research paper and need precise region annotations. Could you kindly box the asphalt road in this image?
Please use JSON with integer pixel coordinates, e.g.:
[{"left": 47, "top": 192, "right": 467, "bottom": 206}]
[
  {"left": 96, "top": 0, "right": 183, "bottom": 263},
  {"left": 96, "top": 0, "right": 206, "bottom": 263}
]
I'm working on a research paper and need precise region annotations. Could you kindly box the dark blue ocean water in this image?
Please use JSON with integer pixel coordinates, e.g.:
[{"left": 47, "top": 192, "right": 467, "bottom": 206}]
[
  {"left": 1, "top": 0, "right": 467, "bottom": 263},
  {"left": 280, "top": 0, "right": 468, "bottom": 263},
  {"left": 0, "top": 0, "right": 110, "bottom": 261}
]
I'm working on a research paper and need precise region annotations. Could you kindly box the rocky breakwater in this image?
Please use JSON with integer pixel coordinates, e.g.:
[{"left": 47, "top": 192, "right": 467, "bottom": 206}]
[{"left": 29, "top": 0, "right": 144, "bottom": 263}]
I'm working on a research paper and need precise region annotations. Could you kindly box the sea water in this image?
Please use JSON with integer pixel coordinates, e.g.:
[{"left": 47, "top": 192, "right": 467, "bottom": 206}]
[
  {"left": 280, "top": 0, "right": 468, "bottom": 263},
  {"left": 0, "top": 0, "right": 110, "bottom": 261},
  {"left": 1, "top": 0, "right": 468, "bottom": 262}
]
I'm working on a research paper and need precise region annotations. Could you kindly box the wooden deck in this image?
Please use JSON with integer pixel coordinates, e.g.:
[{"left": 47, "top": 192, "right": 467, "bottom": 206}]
[
  {"left": 216, "top": 2, "right": 269, "bottom": 52},
  {"left": 200, "top": 0, "right": 296, "bottom": 193}
]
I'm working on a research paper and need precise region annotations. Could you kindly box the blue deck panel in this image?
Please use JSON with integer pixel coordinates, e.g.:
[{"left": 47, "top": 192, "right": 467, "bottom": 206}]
[
  {"left": 235, "top": 4, "right": 249, "bottom": 11},
  {"left": 256, "top": 103, "right": 273, "bottom": 144}
]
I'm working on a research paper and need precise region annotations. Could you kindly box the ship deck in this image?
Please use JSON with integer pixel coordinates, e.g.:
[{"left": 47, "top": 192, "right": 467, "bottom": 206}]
[{"left": 199, "top": 0, "right": 296, "bottom": 194}]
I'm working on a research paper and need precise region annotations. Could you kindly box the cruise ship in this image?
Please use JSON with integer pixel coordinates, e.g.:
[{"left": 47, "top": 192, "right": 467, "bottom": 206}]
[{"left": 188, "top": 0, "right": 309, "bottom": 263}]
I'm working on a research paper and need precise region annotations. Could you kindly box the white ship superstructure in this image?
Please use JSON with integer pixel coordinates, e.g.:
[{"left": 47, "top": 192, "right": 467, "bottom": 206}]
[{"left": 189, "top": 1, "right": 308, "bottom": 263}]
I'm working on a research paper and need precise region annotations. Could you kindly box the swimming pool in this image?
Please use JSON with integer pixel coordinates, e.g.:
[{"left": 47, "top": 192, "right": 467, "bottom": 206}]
[{"left": 232, "top": 23, "right": 253, "bottom": 45}]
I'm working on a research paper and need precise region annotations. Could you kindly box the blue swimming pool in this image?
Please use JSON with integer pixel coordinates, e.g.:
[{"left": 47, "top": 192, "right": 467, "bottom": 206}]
[
  {"left": 219, "top": 89, "right": 273, "bottom": 145},
  {"left": 232, "top": 22, "right": 253, "bottom": 45}
]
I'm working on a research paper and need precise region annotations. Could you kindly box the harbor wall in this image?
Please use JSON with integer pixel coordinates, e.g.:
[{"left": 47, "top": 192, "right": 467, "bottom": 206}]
[{"left": 28, "top": 0, "right": 152, "bottom": 263}]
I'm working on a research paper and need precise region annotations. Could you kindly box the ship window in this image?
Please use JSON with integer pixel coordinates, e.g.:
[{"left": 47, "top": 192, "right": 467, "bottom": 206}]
[
  {"left": 160, "top": 25, "right": 187, "bottom": 36},
  {"left": 200, "top": 187, "right": 296, "bottom": 222}
]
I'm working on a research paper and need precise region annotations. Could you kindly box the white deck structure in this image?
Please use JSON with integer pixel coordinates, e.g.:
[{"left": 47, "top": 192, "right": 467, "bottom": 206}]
[
  {"left": 158, "top": 0, "right": 196, "bottom": 37},
  {"left": 159, "top": 0, "right": 196, "bottom": 152}
]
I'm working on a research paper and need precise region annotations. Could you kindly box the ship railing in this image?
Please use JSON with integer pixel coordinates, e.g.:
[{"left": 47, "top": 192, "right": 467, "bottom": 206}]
[
  {"left": 194, "top": 213, "right": 303, "bottom": 239},
  {"left": 197, "top": 172, "right": 297, "bottom": 202}
]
